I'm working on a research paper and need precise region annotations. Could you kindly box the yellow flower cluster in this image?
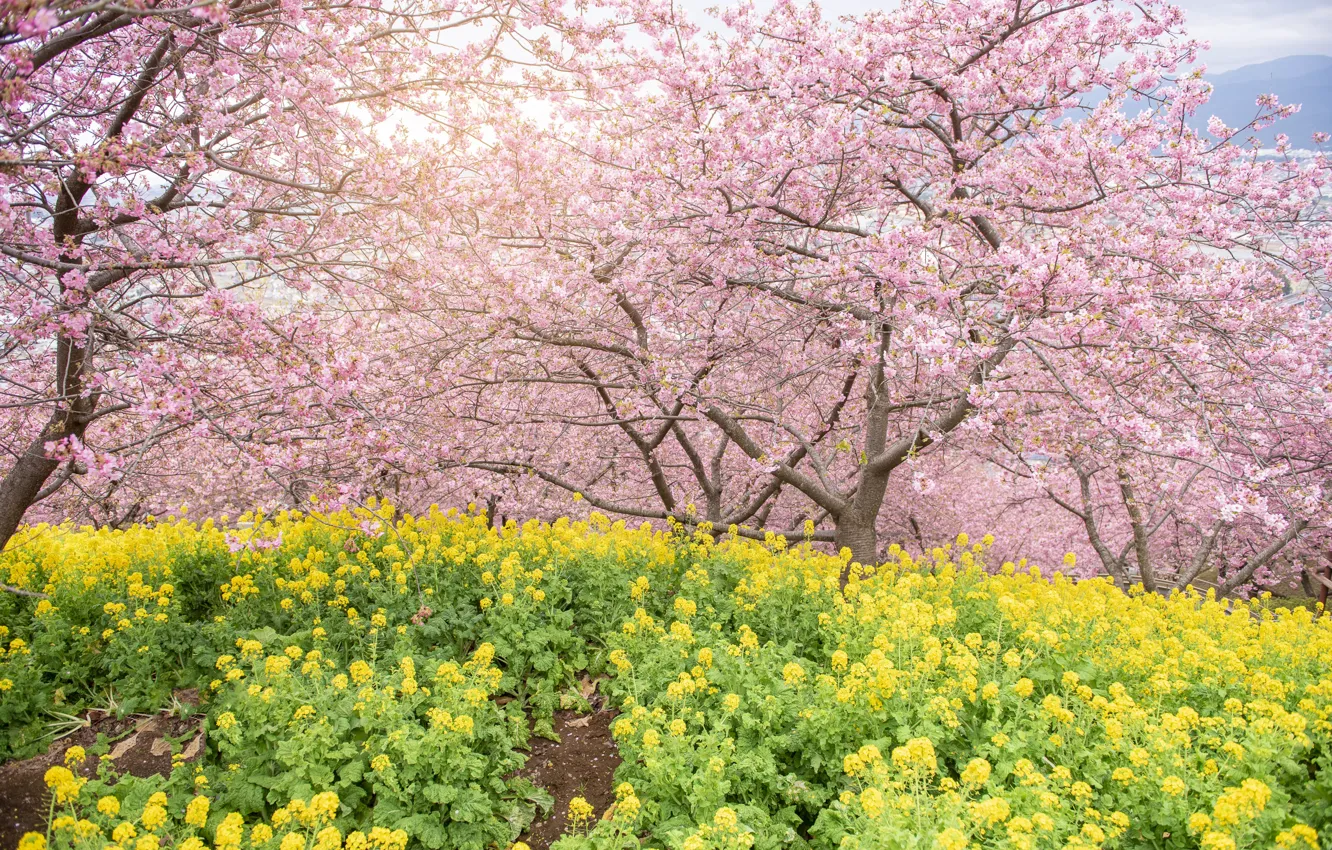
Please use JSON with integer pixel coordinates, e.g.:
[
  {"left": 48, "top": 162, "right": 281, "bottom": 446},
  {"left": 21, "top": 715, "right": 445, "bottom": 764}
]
[
  {"left": 602, "top": 533, "right": 1330, "bottom": 850},
  {"left": 816, "top": 554, "right": 1326, "bottom": 848},
  {"left": 22, "top": 787, "right": 344, "bottom": 850},
  {"left": 6, "top": 507, "right": 1330, "bottom": 850},
  {"left": 43, "top": 766, "right": 86, "bottom": 805},
  {"left": 567, "top": 795, "right": 595, "bottom": 829},
  {"left": 679, "top": 806, "right": 755, "bottom": 850}
]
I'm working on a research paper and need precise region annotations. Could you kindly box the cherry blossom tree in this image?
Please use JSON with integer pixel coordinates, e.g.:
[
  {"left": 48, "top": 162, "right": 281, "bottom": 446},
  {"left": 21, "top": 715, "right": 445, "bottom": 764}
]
[
  {"left": 0, "top": 0, "right": 602, "bottom": 547},
  {"left": 445, "top": 287, "right": 836, "bottom": 537},
  {"left": 441, "top": 0, "right": 1332, "bottom": 577},
  {"left": 989, "top": 290, "right": 1332, "bottom": 596},
  {"left": 8, "top": 0, "right": 1329, "bottom": 604}
]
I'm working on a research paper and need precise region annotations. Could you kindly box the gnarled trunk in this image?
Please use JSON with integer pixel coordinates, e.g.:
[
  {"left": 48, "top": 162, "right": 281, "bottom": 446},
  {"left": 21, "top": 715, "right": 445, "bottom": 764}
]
[
  {"left": 832, "top": 464, "right": 896, "bottom": 583},
  {"left": 834, "top": 515, "right": 878, "bottom": 575},
  {"left": 0, "top": 410, "right": 89, "bottom": 552}
]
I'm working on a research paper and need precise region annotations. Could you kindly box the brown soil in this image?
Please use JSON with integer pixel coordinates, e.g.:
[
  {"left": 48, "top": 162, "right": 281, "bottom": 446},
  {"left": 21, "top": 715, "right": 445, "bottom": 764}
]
[
  {"left": 0, "top": 697, "right": 205, "bottom": 850},
  {"left": 515, "top": 709, "right": 622, "bottom": 850}
]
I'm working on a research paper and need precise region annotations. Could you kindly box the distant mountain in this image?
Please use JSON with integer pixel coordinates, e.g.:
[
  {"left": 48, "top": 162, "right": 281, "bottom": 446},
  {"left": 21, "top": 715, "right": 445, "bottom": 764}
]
[
  {"left": 1209, "top": 55, "right": 1332, "bottom": 85},
  {"left": 1195, "top": 55, "right": 1332, "bottom": 148}
]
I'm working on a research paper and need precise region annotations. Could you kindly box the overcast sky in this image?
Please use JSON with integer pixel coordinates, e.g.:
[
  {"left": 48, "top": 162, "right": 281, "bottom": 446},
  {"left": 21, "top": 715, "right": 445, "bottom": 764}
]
[
  {"left": 1180, "top": 0, "right": 1332, "bottom": 71},
  {"left": 680, "top": 1, "right": 1332, "bottom": 73}
]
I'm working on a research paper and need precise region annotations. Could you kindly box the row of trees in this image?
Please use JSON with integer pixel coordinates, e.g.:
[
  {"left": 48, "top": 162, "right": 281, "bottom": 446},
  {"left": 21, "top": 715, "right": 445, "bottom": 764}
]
[{"left": 3, "top": 0, "right": 1330, "bottom": 596}]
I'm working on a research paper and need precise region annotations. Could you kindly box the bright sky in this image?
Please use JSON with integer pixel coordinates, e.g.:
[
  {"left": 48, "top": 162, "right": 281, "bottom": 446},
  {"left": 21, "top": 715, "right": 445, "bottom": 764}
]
[
  {"left": 676, "top": 0, "right": 1332, "bottom": 73},
  {"left": 1176, "top": 0, "right": 1332, "bottom": 71}
]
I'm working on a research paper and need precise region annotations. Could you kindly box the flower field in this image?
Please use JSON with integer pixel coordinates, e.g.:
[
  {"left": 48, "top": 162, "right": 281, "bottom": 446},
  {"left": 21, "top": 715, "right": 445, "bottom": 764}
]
[{"left": 1, "top": 503, "right": 1329, "bottom": 850}]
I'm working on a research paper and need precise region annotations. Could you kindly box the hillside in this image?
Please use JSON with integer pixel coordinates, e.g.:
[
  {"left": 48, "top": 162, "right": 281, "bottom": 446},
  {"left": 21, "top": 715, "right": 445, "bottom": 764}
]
[{"left": 1197, "top": 55, "right": 1332, "bottom": 147}]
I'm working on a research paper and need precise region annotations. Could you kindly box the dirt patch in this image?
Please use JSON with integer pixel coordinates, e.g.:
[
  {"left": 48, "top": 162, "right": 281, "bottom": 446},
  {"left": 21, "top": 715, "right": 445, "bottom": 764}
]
[
  {"left": 0, "top": 703, "right": 204, "bottom": 850},
  {"left": 516, "top": 709, "right": 622, "bottom": 850}
]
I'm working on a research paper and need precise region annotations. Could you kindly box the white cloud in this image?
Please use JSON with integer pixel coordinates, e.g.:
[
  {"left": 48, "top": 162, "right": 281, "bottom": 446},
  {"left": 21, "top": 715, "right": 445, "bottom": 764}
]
[{"left": 1180, "top": 0, "right": 1332, "bottom": 71}]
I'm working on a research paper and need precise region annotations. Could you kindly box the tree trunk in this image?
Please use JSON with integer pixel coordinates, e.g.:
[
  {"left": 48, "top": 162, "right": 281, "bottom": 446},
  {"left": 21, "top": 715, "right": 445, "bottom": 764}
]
[
  {"left": 1317, "top": 556, "right": 1330, "bottom": 613},
  {"left": 1217, "top": 519, "right": 1309, "bottom": 596},
  {"left": 1116, "top": 469, "right": 1158, "bottom": 594},
  {"left": 0, "top": 305, "right": 97, "bottom": 552},
  {"left": 0, "top": 412, "right": 87, "bottom": 552},
  {"left": 834, "top": 516, "right": 878, "bottom": 579},
  {"left": 0, "top": 115, "right": 100, "bottom": 552},
  {"left": 834, "top": 464, "right": 894, "bottom": 582}
]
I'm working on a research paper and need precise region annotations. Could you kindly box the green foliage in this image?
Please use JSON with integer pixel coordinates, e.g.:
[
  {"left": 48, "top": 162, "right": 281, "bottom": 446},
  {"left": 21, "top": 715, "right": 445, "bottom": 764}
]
[{"left": 5, "top": 508, "right": 1331, "bottom": 850}]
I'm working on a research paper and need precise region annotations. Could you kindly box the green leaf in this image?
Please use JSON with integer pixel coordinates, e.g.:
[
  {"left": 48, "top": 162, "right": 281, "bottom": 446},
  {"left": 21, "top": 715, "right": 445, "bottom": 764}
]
[{"left": 424, "top": 782, "right": 458, "bottom": 805}]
